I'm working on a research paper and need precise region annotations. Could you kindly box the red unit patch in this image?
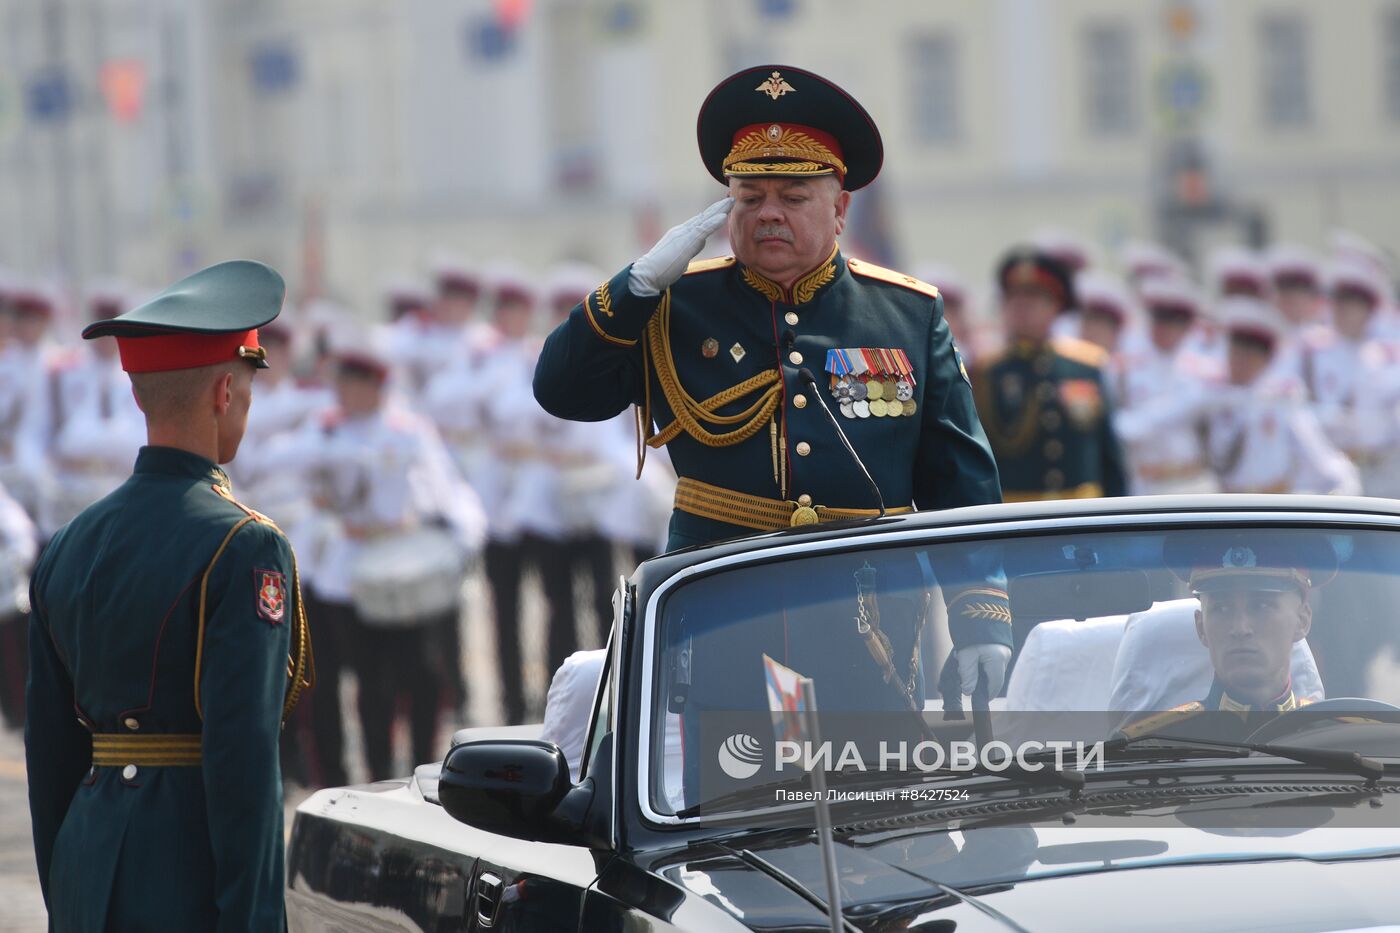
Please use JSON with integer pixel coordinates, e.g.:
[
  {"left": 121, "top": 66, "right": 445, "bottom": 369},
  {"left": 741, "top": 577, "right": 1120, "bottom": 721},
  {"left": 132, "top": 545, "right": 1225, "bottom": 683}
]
[{"left": 255, "top": 569, "right": 286, "bottom": 624}]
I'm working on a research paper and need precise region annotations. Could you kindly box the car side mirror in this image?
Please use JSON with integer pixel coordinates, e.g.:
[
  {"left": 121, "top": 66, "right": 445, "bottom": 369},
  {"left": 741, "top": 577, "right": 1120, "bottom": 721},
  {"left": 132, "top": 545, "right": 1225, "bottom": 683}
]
[{"left": 439, "top": 739, "right": 575, "bottom": 841}]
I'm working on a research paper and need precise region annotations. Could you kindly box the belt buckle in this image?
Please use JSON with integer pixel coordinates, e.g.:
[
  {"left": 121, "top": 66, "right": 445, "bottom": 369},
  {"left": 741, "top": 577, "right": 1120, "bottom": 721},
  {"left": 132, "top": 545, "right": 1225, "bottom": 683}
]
[{"left": 790, "top": 505, "right": 819, "bottom": 527}]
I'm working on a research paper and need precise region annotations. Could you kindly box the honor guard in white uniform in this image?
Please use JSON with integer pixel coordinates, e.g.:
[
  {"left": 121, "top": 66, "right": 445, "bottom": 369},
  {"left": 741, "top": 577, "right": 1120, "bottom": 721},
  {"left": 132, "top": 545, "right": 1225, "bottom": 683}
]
[
  {"left": 1266, "top": 245, "right": 1330, "bottom": 382},
  {"left": 225, "top": 322, "right": 332, "bottom": 527},
  {"left": 1210, "top": 247, "right": 1271, "bottom": 302},
  {"left": 276, "top": 338, "right": 486, "bottom": 781},
  {"left": 1305, "top": 259, "right": 1400, "bottom": 497},
  {"left": 1076, "top": 270, "right": 1139, "bottom": 361},
  {"left": 1112, "top": 278, "right": 1221, "bottom": 496},
  {"left": 1204, "top": 299, "right": 1360, "bottom": 496},
  {"left": 44, "top": 291, "right": 147, "bottom": 536},
  {"left": 418, "top": 256, "right": 494, "bottom": 385},
  {"left": 0, "top": 283, "right": 60, "bottom": 524},
  {"left": 0, "top": 475, "right": 38, "bottom": 730},
  {"left": 480, "top": 271, "right": 588, "bottom": 723},
  {"left": 1120, "top": 239, "right": 1188, "bottom": 289},
  {"left": 381, "top": 277, "right": 439, "bottom": 399}
]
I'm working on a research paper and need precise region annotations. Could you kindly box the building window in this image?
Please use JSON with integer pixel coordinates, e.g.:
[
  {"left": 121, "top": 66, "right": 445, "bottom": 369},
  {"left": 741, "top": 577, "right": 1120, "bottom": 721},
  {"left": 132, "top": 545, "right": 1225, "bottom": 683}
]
[
  {"left": 1259, "top": 13, "right": 1311, "bottom": 128},
  {"left": 1083, "top": 21, "right": 1137, "bottom": 136},
  {"left": 1386, "top": 6, "right": 1400, "bottom": 122},
  {"left": 908, "top": 32, "right": 960, "bottom": 144}
]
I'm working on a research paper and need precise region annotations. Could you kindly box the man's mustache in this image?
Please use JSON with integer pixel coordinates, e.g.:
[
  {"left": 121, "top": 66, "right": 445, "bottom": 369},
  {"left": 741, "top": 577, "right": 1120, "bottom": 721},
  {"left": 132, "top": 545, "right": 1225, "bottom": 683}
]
[{"left": 754, "top": 225, "right": 794, "bottom": 243}]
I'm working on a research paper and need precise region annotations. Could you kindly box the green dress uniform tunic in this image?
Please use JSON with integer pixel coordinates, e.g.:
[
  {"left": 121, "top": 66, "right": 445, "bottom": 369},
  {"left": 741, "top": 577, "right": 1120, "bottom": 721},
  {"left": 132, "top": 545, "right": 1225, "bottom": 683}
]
[
  {"left": 972, "top": 337, "right": 1129, "bottom": 502},
  {"left": 533, "top": 249, "right": 1002, "bottom": 552},
  {"left": 26, "top": 446, "right": 311, "bottom": 932}
]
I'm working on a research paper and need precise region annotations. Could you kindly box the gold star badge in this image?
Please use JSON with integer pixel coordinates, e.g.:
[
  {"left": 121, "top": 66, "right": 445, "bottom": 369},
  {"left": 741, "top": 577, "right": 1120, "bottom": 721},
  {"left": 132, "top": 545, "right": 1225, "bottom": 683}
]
[{"left": 755, "top": 71, "right": 795, "bottom": 100}]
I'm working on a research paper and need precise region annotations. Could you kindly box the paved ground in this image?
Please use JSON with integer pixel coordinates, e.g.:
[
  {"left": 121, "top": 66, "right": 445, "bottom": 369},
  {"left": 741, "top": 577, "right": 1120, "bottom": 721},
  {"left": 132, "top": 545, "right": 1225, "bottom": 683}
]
[{"left": 0, "top": 567, "right": 606, "bottom": 931}]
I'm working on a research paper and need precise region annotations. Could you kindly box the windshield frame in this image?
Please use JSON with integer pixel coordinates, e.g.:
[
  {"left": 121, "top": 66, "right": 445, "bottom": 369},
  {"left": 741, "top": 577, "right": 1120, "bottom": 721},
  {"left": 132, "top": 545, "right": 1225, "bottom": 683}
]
[{"left": 634, "top": 508, "right": 1400, "bottom": 828}]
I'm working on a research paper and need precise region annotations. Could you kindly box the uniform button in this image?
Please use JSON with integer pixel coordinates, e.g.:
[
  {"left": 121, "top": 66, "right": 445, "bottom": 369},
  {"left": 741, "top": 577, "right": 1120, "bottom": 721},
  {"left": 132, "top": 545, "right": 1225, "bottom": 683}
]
[
  {"left": 122, "top": 765, "right": 138, "bottom": 781},
  {"left": 1044, "top": 440, "right": 1063, "bottom": 461},
  {"left": 797, "top": 494, "right": 812, "bottom": 506},
  {"left": 1045, "top": 469, "right": 1065, "bottom": 490},
  {"left": 793, "top": 393, "right": 808, "bottom": 409},
  {"left": 784, "top": 311, "right": 799, "bottom": 326},
  {"left": 796, "top": 442, "right": 812, "bottom": 457},
  {"left": 123, "top": 717, "right": 140, "bottom": 731},
  {"left": 1041, "top": 411, "right": 1062, "bottom": 430},
  {"left": 788, "top": 351, "right": 804, "bottom": 366},
  {"left": 1036, "top": 383, "right": 1057, "bottom": 402}
]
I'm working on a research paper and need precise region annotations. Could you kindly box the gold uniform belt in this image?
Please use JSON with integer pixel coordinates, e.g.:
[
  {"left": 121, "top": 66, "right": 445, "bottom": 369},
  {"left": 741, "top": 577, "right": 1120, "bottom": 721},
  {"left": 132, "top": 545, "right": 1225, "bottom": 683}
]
[
  {"left": 1001, "top": 482, "right": 1103, "bottom": 503},
  {"left": 91, "top": 733, "right": 202, "bottom": 767},
  {"left": 674, "top": 476, "right": 912, "bottom": 532}
]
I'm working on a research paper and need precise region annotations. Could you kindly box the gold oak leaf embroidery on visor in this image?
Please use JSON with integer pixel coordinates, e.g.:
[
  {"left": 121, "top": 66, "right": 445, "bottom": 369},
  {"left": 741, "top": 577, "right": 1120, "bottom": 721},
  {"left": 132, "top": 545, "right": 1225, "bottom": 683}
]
[{"left": 723, "top": 126, "right": 846, "bottom": 177}]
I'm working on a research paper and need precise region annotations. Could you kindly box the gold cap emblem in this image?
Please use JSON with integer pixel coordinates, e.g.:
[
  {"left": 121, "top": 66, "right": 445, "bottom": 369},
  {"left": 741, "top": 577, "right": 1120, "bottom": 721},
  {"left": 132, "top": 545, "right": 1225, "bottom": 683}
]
[
  {"left": 766, "top": 123, "right": 783, "bottom": 141},
  {"left": 755, "top": 71, "right": 795, "bottom": 100}
]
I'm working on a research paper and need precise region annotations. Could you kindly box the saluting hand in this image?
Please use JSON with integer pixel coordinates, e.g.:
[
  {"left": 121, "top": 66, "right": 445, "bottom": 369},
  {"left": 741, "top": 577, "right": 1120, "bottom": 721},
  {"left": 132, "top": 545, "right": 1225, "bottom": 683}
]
[{"left": 628, "top": 198, "right": 734, "bottom": 297}]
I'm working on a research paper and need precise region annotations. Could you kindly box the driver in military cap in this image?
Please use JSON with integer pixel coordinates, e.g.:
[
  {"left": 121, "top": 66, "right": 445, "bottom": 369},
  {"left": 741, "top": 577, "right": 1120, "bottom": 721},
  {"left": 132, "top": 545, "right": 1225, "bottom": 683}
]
[
  {"left": 25, "top": 260, "right": 313, "bottom": 932},
  {"left": 1120, "top": 534, "right": 1330, "bottom": 740},
  {"left": 534, "top": 65, "right": 1010, "bottom": 700}
]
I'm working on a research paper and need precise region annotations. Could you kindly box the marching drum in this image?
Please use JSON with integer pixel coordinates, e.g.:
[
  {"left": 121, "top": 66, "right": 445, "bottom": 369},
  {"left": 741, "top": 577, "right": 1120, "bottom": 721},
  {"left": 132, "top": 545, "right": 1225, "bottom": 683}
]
[{"left": 350, "top": 526, "right": 467, "bottom": 627}]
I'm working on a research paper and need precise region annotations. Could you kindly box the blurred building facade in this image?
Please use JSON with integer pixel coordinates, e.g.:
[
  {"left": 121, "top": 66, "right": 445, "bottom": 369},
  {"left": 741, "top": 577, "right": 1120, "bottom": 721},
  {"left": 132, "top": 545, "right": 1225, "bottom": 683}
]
[{"left": 1, "top": 0, "right": 1397, "bottom": 317}]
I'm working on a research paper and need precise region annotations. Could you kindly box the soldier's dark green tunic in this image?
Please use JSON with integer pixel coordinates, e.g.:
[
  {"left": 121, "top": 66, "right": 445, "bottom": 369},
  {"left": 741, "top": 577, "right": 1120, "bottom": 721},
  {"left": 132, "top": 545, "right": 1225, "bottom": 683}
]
[
  {"left": 533, "top": 249, "right": 1002, "bottom": 551},
  {"left": 972, "top": 338, "right": 1128, "bottom": 502},
  {"left": 26, "top": 446, "right": 299, "bottom": 932}
]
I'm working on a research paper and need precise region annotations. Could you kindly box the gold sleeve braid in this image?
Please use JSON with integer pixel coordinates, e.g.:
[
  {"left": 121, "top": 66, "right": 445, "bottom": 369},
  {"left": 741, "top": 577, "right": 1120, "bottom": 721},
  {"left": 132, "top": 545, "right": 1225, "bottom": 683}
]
[
  {"left": 642, "top": 291, "right": 783, "bottom": 450},
  {"left": 195, "top": 493, "right": 315, "bottom": 726}
]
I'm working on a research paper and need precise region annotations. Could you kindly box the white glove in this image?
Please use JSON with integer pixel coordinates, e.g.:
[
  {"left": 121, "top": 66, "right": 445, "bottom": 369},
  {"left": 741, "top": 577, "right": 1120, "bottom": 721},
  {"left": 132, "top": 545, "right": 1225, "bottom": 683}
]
[
  {"left": 628, "top": 198, "right": 734, "bottom": 297},
  {"left": 957, "top": 643, "right": 1012, "bottom": 697}
]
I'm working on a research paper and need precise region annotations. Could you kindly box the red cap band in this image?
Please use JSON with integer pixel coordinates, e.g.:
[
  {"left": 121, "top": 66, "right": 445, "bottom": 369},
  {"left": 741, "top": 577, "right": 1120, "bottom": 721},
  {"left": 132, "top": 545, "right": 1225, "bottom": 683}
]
[
  {"left": 725, "top": 122, "right": 847, "bottom": 178},
  {"left": 116, "top": 329, "right": 259, "bottom": 373}
]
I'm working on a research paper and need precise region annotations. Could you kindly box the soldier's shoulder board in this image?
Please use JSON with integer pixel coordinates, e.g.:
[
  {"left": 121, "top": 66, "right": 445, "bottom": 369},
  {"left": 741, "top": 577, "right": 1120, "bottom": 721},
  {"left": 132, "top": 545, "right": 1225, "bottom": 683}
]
[
  {"left": 1118, "top": 701, "right": 1206, "bottom": 739},
  {"left": 1051, "top": 336, "right": 1110, "bottom": 369},
  {"left": 684, "top": 256, "right": 736, "bottom": 276},
  {"left": 210, "top": 483, "right": 283, "bottom": 533},
  {"left": 847, "top": 258, "right": 941, "bottom": 300}
]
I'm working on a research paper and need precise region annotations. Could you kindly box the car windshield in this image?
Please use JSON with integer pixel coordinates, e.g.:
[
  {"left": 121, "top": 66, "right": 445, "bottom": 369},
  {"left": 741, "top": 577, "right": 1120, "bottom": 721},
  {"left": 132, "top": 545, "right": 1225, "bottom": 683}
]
[{"left": 645, "top": 521, "right": 1400, "bottom": 820}]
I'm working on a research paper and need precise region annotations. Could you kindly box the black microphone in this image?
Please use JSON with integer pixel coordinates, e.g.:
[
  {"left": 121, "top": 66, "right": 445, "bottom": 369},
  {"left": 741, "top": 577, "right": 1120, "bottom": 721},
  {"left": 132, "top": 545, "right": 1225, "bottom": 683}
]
[{"left": 798, "top": 368, "right": 885, "bottom": 518}]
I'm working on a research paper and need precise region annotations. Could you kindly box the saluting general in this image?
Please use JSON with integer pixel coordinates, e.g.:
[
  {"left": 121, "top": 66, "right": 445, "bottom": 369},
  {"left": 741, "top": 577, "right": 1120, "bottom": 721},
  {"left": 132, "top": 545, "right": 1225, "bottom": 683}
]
[
  {"left": 534, "top": 65, "right": 1001, "bottom": 550},
  {"left": 25, "top": 261, "right": 314, "bottom": 932},
  {"left": 535, "top": 66, "right": 1012, "bottom": 703}
]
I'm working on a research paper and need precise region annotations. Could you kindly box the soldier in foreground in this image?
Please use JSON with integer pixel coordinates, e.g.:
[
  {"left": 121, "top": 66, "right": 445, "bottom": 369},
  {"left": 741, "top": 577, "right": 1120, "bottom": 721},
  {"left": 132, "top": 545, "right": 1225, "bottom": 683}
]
[{"left": 25, "top": 260, "right": 313, "bottom": 932}]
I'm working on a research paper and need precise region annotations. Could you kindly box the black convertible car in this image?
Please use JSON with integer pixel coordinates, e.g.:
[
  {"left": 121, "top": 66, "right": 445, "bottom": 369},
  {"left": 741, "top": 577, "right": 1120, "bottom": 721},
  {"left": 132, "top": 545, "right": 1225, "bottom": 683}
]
[{"left": 287, "top": 496, "right": 1400, "bottom": 932}]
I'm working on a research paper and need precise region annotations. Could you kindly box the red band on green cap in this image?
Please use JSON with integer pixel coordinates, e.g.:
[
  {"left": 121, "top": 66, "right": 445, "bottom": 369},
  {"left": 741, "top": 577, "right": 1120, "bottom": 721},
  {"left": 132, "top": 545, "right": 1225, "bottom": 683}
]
[
  {"left": 725, "top": 122, "right": 847, "bottom": 178},
  {"left": 116, "top": 329, "right": 259, "bottom": 373}
]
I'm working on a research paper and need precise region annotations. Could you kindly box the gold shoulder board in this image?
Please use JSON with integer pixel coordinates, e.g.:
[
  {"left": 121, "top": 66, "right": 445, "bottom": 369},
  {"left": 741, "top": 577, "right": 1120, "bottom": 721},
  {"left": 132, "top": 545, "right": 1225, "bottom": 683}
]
[
  {"left": 684, "top": 256, "right": 737, "bottom": 276},
  {"left": 211, "top": 483, "right": 282, "bottom": 533},
  {"left": 1051, "top": 336, "right": 1110, "bottom": 369},
  {"left": 1118, "top": 701, "right": 1206, "bottom": 739},
  {"left": 847, "top": 258, "right": 941, "bottom": 300}
]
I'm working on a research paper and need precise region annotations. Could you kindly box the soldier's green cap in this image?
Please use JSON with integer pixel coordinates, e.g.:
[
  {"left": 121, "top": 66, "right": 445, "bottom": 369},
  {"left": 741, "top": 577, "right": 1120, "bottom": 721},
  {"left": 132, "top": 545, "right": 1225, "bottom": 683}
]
[
  {"left": 1164, "top": 532, "right": 1339, "bottom": 594},
  {"left": 697, "top": 65, "right": 883, "bottom": 191},
  {"left": 81, "top": 260, "right": 285, "bottom": 373}
]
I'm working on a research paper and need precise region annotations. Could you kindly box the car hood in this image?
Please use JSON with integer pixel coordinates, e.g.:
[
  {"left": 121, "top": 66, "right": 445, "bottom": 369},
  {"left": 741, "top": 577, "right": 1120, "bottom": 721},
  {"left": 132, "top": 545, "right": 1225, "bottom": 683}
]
[{"left": 652, "top": 793, "right": 1400, "bottom": 932}]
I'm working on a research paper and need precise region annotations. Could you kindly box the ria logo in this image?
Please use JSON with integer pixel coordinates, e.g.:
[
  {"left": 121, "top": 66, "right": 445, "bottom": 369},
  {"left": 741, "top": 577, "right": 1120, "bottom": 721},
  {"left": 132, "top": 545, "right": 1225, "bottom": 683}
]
[{"left": 717, "top": 733, "right": 763, "bottom": 779}]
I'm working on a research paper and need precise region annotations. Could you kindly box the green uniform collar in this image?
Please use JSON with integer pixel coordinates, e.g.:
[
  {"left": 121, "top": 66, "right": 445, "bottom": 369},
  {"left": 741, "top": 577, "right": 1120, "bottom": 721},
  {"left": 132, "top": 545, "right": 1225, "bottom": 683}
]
[
  {"left": 134, "top": 445, "right": 232, "bottom": 491},
  {"left": 1206, "top": 679, "right": 1299, "bottom": 714},
  {"left": 736, "top": 245, "right": 844, "bottom": 305}
]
